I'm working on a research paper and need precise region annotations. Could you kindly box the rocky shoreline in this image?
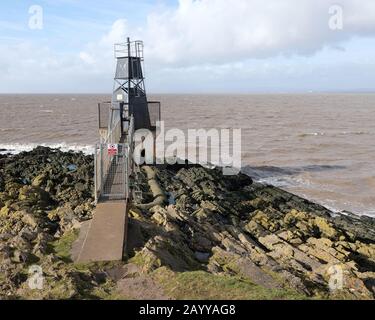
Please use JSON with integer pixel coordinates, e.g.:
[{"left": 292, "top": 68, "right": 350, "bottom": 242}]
[
  {"left": 0, "top": 147, "right": 374, "bottom": 299},
  {"left": 0, "top": 147, "right": 109, "bottom": 299}
]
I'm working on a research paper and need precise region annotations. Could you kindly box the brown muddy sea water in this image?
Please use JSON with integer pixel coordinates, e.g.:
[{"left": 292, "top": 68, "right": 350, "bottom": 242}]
[{"left": 0, "top": 93, "right": 374, "bottom": 216}]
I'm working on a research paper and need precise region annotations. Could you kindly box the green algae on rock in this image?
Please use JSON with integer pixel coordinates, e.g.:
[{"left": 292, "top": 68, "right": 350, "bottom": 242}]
[
  {"left": 127, "top": 164, "right": 375, "bottom": 300},
  {"left": 0, "top": 148, "right": 374, "bottom": 300},
  {"left": 0, "top": 147, "right": 108, "bottom": 299}
]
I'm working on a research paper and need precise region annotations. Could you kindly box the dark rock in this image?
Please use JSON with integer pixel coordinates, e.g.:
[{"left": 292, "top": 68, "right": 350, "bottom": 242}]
[
  {"left": 1, "top": 148, "right": 374, "bottom": 300},
  {"left": 129, "top": 164, "right": 375, "bottom": 299},
  {"left": 194, "top": 251, "right": 210, "bottom": 263},
  {"left": 0, "top": 147, "right": 99, "bottom": 299}
]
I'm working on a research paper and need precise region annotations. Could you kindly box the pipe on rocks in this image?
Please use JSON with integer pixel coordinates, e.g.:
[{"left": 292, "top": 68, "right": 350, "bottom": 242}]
[{"left": 135, "top": 166, "right": 167, "bottom": 210}]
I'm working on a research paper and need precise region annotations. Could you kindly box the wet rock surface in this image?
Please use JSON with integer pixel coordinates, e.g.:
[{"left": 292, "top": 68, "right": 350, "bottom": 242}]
[
  {"left": 0, "top": 148, "right": 374, "bottom": 300},
  {"left": 0, "top": 147, "right": 114, "bottom": 300},
  {"left": 128, "top": 164, "right": 375, "bottom": 300}
]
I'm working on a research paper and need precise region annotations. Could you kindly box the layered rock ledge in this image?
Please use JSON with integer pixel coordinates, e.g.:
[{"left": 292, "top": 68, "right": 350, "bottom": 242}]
[
  {"left": 0, "top": 147, "right": 374, "bottom": 300},
  {"left": 128, "top": 163, "right": 374, "bottom": 299}
]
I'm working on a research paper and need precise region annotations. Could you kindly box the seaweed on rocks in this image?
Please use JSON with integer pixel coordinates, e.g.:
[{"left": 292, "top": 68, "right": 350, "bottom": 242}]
[
  {"left": 126, "top": 164, "right": 375, "bottom": 300},
  {"left": 0, "top": 147, "right": 108, "bottom": 300},
  {"left": 0, "top": 147, "right": 374, "bottom": 300}
]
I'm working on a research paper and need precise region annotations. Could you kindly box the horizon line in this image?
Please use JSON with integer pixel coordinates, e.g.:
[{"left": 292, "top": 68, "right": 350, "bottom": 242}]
[{"left": 1, "top": 90, "right": 375, "bottom": 95}]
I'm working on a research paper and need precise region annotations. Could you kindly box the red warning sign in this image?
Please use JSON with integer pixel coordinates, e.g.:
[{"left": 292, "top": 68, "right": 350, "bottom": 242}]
[{"left": 107, "top": 144, "right": 118, "bottom": 156}]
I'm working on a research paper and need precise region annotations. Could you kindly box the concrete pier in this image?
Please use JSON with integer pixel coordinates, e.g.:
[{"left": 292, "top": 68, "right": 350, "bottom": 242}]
[{"left": 74, "top": 200, "right": 128, "bottom": 263}]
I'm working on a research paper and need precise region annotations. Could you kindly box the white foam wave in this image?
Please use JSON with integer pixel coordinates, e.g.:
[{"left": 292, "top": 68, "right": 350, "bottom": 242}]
[
  {"left": 299, "top": 131, "right": 370, "bottom": 138},
  {"left": 339, "top": 131, "right": 368, "bottom": 136},
  {"left": 0, "top": 143, "right": 95, "bottom": 155},
  {"left": 0, "top": 127, "right": 25, "bottom": 132},
  {"left": 299, "top": 132, "right": 325, "bottom": 137},
  {"left": 254, "top": 178, "right": 374, "bottom": 217}
]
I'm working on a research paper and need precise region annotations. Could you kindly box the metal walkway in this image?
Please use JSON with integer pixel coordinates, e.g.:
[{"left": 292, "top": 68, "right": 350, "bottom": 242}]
[
  {"left": 102, "top": 163, "right": 125, "bottom": 199},
  {"left": 100, "top": 145, "right": 129, "bottom": 201},
  {"left": 75, "top": 139, "right": 131, "bottom": 262},
  {"left": 74, "top": 38, "right": 160, "bottom": 263}
]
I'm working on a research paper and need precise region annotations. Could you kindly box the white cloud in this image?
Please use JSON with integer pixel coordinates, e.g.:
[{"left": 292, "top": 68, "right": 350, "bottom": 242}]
[
  {"left": 1, "top": 0, "right": 375, "bottom": 93},
  {"left": 137, "top": 0, "right": 375, "bottom": 65},
  {"left": 79, "top": 52, "right": 95, "bottom": 65},
  {"left": 78, "top": 0, "right": 375, "bottom": 69},
  {"left": 77, "top": 0, "right": 375, "bottom": 82},
  {"left": 78, "top": 19, "right": 129, "bottom": 72},
  {"left": 101, "top": 19, "right": 129, "bottom": 46}
]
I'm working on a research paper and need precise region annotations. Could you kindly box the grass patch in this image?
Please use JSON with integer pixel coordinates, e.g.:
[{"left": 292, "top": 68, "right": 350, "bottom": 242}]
[
  {"left": 51, "top": 229, "right": 79, "bottom": 262},
  {"left": 153, "top": 268, "right": 306, "bottom": 300},
  {"left": 90, "top": 283, "right": 129, "bottom": 300}
]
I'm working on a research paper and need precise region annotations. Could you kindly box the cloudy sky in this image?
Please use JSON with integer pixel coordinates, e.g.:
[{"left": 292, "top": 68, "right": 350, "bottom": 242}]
[{"left": 0, "top": 0, "right": 375, "bottom": 93}]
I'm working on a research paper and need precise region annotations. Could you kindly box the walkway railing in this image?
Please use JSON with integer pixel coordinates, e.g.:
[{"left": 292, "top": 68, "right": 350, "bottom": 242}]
[
  {"left": 108, "top": 118, "right": 122, "bottom": 145},
  {"left": 94, "top": 112, "right": 135, "bottom": 202}
]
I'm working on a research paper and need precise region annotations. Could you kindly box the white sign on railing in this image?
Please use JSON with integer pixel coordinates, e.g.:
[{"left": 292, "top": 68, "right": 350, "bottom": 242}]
[{"left": 108, "top": 144, "right": 119, "bottom": 156}]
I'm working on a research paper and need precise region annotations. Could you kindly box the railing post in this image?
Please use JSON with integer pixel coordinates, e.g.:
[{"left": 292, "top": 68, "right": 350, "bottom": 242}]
[
  {"left": 94, "top": 145, "right": 98, "bottom": 203},
  {"left": 100, "top": 144, "right": 104, "bottom": 194},
  {"left": 125, "top": 147, "right": 128, "bottom": 199}
]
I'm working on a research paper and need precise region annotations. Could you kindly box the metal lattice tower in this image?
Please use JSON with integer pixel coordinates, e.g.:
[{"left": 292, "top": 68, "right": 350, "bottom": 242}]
[
  {"left": 95, "top": 38, "right": 161, "bottom": 202},
  {"left": 80, "top": 38, "right": 162, "bottom": 265},
  {"left": 113, "top": 38, "right": 151, "bottom": 131}
]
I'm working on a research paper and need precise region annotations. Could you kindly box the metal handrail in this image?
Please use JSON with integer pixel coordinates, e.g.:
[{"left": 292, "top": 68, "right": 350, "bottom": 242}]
[
  {"left": 94, "top": 115, "right": 135, "bottom": 202},
  {"left": 125, "top": 116, "right": 135, "bottom": 199},
  {"left": 114, "top": 40, "right": 144, "bottom": 59}
]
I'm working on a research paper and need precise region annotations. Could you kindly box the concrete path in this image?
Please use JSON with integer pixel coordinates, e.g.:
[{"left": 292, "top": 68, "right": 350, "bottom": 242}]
[{"left": 74, "top": 200, "right": 128, "bottom": 263}]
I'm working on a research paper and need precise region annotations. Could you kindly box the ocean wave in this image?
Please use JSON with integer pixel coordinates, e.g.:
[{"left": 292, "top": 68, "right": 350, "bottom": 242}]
[
  {"left": 338, "top": 131, "right": 369, "bottom": 136},
  {"left": 0, "top": 143, "right": 95, "bottom": 155},
  {"left": 299, "top": 131, "right": 370, "bottom": 138},
  {"left": 251, "top": 176, "right": 374, "bottom": 216},
  {"left": 298, "top": 132, "right": 325, "bottom": 137},
  {"left": 242, "top": 165, "right": 373, "bottom": 217},
  {"left": 0, "top": 127, "right": 25, "bottom": 132}
]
